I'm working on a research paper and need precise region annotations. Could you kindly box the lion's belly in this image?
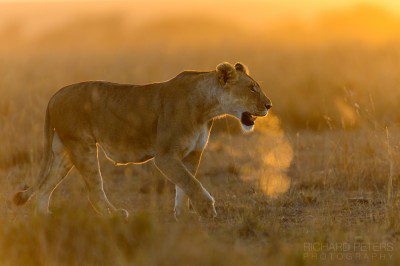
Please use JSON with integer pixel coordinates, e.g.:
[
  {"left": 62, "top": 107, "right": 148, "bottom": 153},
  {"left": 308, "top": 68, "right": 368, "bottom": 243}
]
[
  {"left": 99, "top": 141, "right": 156, "bottom": 165},
  {"left": 96, "top": 127, "right": 157, "bottom": 165},
  {"left": 93, "top": 108, "right": 158, "bottom": 164}
]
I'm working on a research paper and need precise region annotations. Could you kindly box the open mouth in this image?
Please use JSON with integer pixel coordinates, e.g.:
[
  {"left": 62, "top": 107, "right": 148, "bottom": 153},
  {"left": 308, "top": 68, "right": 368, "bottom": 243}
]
[{"left": 241, "top": 112, "right": 257, "bottom": 127}]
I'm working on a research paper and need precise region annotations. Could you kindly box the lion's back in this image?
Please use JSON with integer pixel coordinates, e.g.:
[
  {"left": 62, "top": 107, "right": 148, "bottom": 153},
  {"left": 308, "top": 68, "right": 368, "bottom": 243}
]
[{"left": 48, "top": 81, "right": 131, "bottom": 140}]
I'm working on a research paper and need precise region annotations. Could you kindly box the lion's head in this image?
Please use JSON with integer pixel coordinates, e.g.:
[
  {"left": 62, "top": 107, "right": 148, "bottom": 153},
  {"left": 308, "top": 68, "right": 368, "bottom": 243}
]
[{"left": 216, "top": 62, "right": 272, "bottom": 131}]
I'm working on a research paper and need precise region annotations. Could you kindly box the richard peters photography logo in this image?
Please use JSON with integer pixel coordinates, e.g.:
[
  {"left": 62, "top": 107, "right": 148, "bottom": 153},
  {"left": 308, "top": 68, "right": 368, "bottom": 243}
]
[{"left": 303, "top": 241, "right": 394, "bottom": 261}]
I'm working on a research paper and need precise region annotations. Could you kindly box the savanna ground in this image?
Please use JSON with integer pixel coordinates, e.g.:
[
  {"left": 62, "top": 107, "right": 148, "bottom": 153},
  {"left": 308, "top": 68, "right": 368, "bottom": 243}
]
[{"left": 1, "top": 1, "right": 400, "bottom": 265}]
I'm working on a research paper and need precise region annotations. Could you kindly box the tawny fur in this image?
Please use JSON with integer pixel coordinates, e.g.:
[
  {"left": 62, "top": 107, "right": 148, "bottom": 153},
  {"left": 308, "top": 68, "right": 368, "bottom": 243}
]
[
  {"left": 13, "top": 62, "right": 271, "bottom": 219},
  {"left": 13, "top": 190, "right": 30, "bottom": 205}
]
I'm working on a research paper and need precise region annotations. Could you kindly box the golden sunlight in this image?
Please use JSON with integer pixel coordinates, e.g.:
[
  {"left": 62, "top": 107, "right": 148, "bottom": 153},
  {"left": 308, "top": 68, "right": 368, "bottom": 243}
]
[
  {"left": 239, "top": 114, "right": 293, "bottom": 197},
  {"left": 2, "top": 0, "right": 400, "bottom": 264},
  {"left": 257, "top": 115, "right": 293, "bottom": 197}
]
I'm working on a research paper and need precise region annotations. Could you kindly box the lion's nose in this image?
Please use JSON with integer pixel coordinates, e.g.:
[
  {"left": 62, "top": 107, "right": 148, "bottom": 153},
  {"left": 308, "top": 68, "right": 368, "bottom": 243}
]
[{"left": 265, "top": 103, "right": 272, "bottom": 110}]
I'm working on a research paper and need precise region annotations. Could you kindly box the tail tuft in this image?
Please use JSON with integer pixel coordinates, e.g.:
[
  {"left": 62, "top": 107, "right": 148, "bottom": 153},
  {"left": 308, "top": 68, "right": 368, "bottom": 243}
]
[{"left": 13, "top": 187, "right": 31, "bottom": 206}]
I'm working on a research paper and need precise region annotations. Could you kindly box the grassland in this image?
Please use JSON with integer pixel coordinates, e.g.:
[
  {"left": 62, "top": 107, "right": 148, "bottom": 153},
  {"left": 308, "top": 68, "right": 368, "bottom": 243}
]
[
  {"left": 1, "top": 2, "right": 400, "bottom": 265},
  {"left": 0, "top": 46, "right": 398, "bottom": 265}
]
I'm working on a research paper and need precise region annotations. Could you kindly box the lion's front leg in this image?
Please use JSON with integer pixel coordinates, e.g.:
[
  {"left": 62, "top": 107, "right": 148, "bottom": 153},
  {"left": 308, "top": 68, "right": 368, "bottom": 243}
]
[
  {"left": 174, "top": 186, "right": 189, "bottom": 218},
  {"left": 174, "top": 150, "right": 203, "bottom": 218},
  {"left": 154, "top": 153, "right": 216, "bottom": 219}
]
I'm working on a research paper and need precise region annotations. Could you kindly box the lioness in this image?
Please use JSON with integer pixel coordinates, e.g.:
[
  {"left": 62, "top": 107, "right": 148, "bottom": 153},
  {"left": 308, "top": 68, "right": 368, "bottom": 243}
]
[{"left": 14, "top": 62, "right": 272, "bottom": 219}]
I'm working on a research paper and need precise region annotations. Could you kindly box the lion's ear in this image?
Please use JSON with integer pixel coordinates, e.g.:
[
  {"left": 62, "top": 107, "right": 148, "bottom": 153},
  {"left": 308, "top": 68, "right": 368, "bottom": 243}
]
[
  {"left": 234, "top": 62, "right": 249, "bottom": 75},
  {"left": 216, "top": 62, "right": 237, "bottom": 86}
]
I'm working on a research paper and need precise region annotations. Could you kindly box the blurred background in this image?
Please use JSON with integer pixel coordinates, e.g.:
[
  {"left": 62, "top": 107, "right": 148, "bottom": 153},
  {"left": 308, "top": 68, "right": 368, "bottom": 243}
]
[
  {"left": 1, "top": 1, "right": 400, "bottom": 265},
  {"left": 1, "top": 0, "right": 400, "bottom": 130}
]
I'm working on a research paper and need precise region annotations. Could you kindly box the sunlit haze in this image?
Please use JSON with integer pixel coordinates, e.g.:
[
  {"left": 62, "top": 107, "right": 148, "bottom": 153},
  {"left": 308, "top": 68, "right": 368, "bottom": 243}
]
[{"left": 1, "top": 0, "right": 400, "bottom": 53}]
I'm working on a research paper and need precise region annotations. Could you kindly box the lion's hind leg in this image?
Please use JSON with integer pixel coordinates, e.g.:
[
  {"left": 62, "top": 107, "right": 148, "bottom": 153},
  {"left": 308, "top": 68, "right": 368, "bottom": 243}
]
[
  {"left": 66, "top": 142, "right": 129, "bottom": 219},
  {"left": 14, "top": 133, "right": 73, "bottom": 214},
  {"left": 35, "top": 133, "right": 73, "bottom": 214}
]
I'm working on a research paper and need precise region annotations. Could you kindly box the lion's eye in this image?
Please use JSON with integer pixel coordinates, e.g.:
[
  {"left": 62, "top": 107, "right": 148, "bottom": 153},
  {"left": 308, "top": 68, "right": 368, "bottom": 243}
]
[{"left": 250, "top": 86, "right": 257, "bottom": 93}]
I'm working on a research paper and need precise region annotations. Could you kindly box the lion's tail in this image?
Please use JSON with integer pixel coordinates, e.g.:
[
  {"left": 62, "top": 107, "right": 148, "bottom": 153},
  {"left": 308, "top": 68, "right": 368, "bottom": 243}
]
[{"left": 13, "top": 105, "right": 55, "bottom": 206}]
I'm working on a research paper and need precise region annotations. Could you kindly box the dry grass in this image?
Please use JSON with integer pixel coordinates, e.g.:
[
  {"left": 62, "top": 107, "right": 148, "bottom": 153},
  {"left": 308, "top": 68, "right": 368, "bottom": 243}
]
[
  {"left": 1, "top": 2, "right": 400, "bottom": 265},
  {"left": 2, "top": 122, "right": 400, "bottom": 265}
]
